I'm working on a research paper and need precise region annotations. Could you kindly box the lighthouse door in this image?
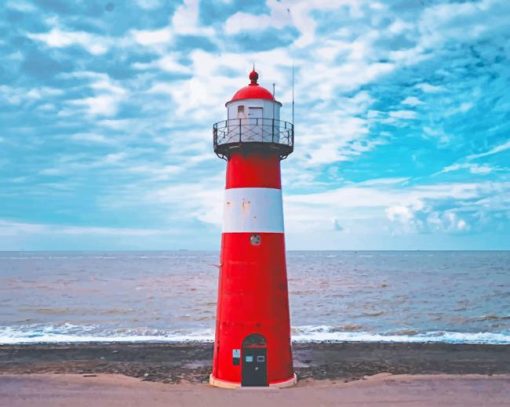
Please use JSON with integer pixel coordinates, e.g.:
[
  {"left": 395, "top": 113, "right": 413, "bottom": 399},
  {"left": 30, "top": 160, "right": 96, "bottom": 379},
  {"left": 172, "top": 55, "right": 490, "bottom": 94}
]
[
  {"left": 241, "top": 334, "right": 267, "bottom": 387},
  {"left": 247, "top": 107, "right": 263, "bottom": 142}
]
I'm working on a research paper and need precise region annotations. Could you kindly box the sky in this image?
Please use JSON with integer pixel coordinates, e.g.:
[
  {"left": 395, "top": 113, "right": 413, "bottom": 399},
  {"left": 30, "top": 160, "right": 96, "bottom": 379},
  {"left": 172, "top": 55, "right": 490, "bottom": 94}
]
[{"left": 0, "top": 0, "right": 509, "bottom": 251}]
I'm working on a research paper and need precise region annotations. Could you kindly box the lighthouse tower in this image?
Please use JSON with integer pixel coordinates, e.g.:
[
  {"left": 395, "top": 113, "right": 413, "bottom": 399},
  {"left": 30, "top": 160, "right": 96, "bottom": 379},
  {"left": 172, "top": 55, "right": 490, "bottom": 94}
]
[{"left": 210, "top": 69, "right": 296, "bottom": 388}]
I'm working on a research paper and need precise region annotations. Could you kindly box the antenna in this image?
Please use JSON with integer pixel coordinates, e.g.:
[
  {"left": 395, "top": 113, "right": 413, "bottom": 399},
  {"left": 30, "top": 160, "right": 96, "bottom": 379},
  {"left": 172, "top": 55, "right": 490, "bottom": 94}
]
[
  {"left": 287, "top": 6, "right": 295, "bottom": 126},
  {"left": 272, "top": 83, "right": 276, "bottom": 121},
  {"left": 291, "top": 64, "right": 295, "bottom": 125}
]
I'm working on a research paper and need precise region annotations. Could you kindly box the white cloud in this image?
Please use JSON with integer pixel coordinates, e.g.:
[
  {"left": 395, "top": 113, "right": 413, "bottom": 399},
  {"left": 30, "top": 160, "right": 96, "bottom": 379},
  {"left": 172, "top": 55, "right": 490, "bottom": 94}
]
[
  {"left": 439, "top": 140, "right": 510, "bottom": 178},
  {"left": 28, "top": 28, "right": 109, "bottom": 55},
  {"left": 224, "top": 0, "right": 292, "bottom": 35},
  {"left": 0, "top": 85, "right": 62, "bottom": 105},
  {"left": 171, "top": 0, "right": 214, "bottom": 36},
  {"left": 357, "top": 177, "right": 409, "bottom": 187},
  {"left": 402, "top": 96, "right": 423, "bottom": 106},
  {"left": 416, "top": 83, "right": 444, "bottom": 94},
  {"left": 0, "top": 220, "right": 175, "bottom": 237},
  {"left": 282, "top": 180, "right": 510, "bottom": 236},
  {"left": 126, "top": 164, "right": 184, "bottom": 182},
  {"left": 468, "top": 165, "right": 493, "bottom": 175},
  {"left": 422, "top": 126, "right": 451, "bottom": 144},
  {"left": 386, "top": 205, "right": 414, "bottom": 222},
  {"left": 426, "top": 211, "right": 470, "bottom": 233},
  {"left": 287, "top": 1, "right": 365, "bottom": 47},
  {"left": 388, "top": 19, "right": 413, "bottom": 35},
  {"left": 418, "top": 0, "right": 510, "bottom": 49},
  {"left": 71, "top": 95, "right": 121, "bottom": 116},
  {"left": 0, "top": 220, "right": 46, "bottom": 235},
  {"left": 135, "top": 0, "right": 164, "bottom": 10},
  {"left": 39, "top": 150, "right": 129, "bottom": 176},
  {"left": 131, "top": 27, "right": 172, "bottom": 46},
  {"left": 66, "top": 73, "right": 128, "bottom": 117},
  {"left": 6, "top": 0, "right": 37, "bottom": 12},
  {"left": 102, "top": 152, "right": 127, "bottom": 165},
  {"left": 69, "top": 133, "right": 113, "bottom": 144},
  {"left": 145, "top": 179, "right": 224, "bottom": 225},
  {"left": 131, "top": 0, "right": 215, "bottom": 50},
  {"left": 389, "top": 110, "right": 417, "bottom": 120},
  {"left": 144, "top": 49, "right": 256, "bottom": 122},
  {"left": 452, "top": 102, "right": 473, "bottom": 115},
  {"left": 441, "top": 163, "right": 493, "bottom": 175},
  {"left": 385, "top": 200, "right": 471, "bottom": 234},
  {"left": 223, "top": 1, "right": 373, "bottom": 48},
  {"left": 135, "top": 55, "right": 188, "bottom": 73},
  {"left": 468, "top": 140, "right": 510, "bottom": 160}
]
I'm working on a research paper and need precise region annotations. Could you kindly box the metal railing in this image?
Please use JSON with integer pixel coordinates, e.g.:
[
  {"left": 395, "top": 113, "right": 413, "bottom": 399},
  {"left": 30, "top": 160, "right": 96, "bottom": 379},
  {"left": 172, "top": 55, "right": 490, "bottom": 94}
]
[{"left": 213, "top": 118, "right": 294, "bottom": 159}]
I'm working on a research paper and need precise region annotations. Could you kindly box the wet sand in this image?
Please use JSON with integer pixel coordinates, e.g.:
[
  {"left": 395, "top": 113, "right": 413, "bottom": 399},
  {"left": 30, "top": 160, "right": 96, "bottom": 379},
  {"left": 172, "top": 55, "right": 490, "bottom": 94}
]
[
  {"left": 1, "top": 342, "right": 509, "bottom": 383},
  {"left": 1, "top": 342, "right": 509, "bottom": 406}
]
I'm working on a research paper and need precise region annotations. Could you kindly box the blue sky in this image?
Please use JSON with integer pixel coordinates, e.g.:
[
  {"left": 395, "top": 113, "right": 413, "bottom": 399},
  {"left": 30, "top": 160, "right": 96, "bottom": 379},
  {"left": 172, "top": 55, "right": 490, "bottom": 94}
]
[{"left": 1, "top": 0, "right": 509, "bottom": 250}]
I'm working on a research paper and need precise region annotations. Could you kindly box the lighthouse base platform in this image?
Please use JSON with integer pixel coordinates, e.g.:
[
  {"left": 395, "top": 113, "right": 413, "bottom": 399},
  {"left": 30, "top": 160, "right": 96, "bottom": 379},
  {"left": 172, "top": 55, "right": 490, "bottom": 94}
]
[{"left": 209, "top": 373, "right": 297, "bottom": 389}]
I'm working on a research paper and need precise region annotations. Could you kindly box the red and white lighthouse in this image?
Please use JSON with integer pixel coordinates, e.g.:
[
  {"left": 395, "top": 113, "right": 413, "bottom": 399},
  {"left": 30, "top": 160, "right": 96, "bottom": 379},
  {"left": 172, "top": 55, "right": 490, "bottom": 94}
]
[{"left": 210, "top": 69, "right": 296, "bottom": 388}]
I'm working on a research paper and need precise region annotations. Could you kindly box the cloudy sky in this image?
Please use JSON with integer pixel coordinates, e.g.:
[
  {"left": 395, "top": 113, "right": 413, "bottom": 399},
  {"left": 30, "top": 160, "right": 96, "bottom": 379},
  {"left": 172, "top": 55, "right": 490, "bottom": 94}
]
[{"left": 1, "top": 0, "right": 509, "bottom": 250}]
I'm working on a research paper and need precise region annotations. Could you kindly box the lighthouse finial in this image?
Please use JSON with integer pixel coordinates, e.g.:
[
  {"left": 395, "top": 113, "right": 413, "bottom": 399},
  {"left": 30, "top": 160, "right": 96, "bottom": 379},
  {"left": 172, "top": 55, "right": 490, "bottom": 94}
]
[{"left": 249, "top": 66, "right": 258, "bottom": 85}]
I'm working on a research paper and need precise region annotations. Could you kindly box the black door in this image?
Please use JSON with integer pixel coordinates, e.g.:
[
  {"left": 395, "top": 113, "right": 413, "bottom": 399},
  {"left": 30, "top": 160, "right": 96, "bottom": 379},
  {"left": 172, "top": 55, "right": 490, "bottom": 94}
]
[{"left": 241, "top": 347, "right": 267, "bottom": 386}]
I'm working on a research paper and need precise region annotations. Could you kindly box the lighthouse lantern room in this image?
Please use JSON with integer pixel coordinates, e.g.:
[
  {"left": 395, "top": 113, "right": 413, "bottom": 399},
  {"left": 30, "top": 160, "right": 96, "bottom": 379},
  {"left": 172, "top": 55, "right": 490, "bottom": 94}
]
[
  {"left": 213, "top": 69, "right": 294, "bottom": 159},
  {"left": 210, "top": 69, "right": 296, "bottom": 388}
]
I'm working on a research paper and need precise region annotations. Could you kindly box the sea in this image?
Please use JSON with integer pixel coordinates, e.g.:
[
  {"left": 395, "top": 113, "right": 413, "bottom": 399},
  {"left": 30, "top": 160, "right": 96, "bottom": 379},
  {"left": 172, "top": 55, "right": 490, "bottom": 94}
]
[{"left": 0, "top": 251, "right": 509, "bottom": 345}]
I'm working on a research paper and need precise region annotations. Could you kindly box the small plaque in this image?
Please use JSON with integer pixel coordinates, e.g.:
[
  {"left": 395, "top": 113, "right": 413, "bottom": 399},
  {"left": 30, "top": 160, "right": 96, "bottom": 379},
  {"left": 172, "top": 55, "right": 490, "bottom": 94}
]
[
  {"left": 245, "top": 355, "right": 254, "bottom": 362},
  {"left": 232, "top": 349, "right": 241, "bottom": 365}
]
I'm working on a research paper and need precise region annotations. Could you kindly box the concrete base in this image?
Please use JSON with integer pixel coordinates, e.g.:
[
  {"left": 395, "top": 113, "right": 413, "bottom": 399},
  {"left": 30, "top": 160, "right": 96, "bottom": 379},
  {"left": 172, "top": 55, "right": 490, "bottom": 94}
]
[
  {"left": 209, "top": 373, "right": 298, "bottom": 389},
  {"left": 209, "top": 375, "right": 240, "bottom": 389}
]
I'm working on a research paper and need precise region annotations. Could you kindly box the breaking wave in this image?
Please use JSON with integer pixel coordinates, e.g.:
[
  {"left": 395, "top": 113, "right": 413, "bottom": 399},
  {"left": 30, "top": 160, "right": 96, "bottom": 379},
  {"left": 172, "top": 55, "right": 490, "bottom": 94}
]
[
  {"left": 1, "top": 324, "right": 509, "bottom": 345},
  {"left": 291, "top": 325, "right": 510, "bottom": 344}
]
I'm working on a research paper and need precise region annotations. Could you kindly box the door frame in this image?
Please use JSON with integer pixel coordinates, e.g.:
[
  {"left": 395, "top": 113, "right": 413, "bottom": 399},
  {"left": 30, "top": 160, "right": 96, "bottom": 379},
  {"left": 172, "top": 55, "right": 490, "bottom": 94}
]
[{"left": 241, "top": 333, "right": 268, "bottom": 387}]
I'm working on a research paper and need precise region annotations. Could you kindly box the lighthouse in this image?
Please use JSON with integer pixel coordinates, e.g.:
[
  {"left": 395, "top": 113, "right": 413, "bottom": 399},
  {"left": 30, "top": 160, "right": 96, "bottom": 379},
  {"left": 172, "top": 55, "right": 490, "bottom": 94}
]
[{"left": 210, "top": 69, "right": 296, "bottom": 388}]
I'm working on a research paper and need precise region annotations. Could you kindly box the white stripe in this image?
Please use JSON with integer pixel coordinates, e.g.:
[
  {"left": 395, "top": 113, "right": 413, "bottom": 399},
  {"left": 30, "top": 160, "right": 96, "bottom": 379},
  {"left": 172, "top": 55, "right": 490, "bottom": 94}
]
[{"left": 223, "top": 188, "right": 284, "bottom": 233}]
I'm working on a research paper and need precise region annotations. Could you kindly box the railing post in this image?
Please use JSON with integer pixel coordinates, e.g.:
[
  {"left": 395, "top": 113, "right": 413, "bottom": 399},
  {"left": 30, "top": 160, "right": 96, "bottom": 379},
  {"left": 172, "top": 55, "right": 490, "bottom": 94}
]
[
  {"left": 239, "top": 118, "right": 242, "bottom": 142},
  {"left": 272, "top": 119, "right": 275, "bottom": 143}
]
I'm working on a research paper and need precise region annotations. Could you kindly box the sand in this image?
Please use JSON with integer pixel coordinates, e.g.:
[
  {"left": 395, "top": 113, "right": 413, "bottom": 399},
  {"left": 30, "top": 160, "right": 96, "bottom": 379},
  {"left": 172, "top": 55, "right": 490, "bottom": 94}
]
[
  {"left": 1, "top": 342, "right": 510, "bottom": 405},
  {"left": 1, "top": 373, "right": 509, "bottom": 406}
]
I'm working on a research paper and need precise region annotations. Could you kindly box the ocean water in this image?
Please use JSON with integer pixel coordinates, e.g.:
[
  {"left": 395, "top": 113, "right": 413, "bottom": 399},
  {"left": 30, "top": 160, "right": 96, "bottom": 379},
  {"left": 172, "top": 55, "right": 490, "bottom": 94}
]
[{"left": 0, "top": 251, "right": 509, "bottom": 345}]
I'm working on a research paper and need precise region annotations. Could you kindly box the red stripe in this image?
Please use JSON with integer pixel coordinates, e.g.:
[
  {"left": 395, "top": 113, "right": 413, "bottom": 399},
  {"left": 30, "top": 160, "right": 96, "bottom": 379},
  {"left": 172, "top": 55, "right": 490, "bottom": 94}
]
[
  {"left": 212, "top": 232, "right": 293, "bottom": 384},
  {"left": 226, "top": 152, "right": 281, "bottom": 189}
]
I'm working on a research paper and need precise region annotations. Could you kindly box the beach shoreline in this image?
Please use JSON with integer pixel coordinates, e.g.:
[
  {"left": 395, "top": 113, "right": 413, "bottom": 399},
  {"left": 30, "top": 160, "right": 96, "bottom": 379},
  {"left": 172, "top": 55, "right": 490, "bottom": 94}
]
[
  {"left": 2, "top": 342, "right": 509, "bottom": 406},
  {"left": 1, "top": 341, "right": 509, "bottom": 383}
]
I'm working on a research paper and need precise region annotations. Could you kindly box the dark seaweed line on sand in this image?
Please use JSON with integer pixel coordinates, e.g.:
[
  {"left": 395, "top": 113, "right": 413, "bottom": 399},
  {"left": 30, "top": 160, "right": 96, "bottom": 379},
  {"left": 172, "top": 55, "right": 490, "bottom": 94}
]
[{"left": 1, "top": 342, "right": 509, "bottom": 384}]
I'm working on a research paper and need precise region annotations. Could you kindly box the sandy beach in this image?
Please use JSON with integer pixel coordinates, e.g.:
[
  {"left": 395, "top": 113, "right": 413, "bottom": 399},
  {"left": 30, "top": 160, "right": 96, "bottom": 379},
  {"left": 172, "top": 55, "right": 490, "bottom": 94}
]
[
  {"left": 1, "top": 373, "right": 509, "bottom": 407},
  {"left": 1, "top": 342, "right": 509, "bottom": 405}
]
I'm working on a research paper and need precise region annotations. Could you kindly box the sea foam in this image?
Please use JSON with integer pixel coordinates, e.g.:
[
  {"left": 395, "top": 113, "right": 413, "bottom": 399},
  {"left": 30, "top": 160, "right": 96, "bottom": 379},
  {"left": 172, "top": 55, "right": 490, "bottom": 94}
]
[{"left": 0, "top": 324, "right": 509, "bottom": 345}]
